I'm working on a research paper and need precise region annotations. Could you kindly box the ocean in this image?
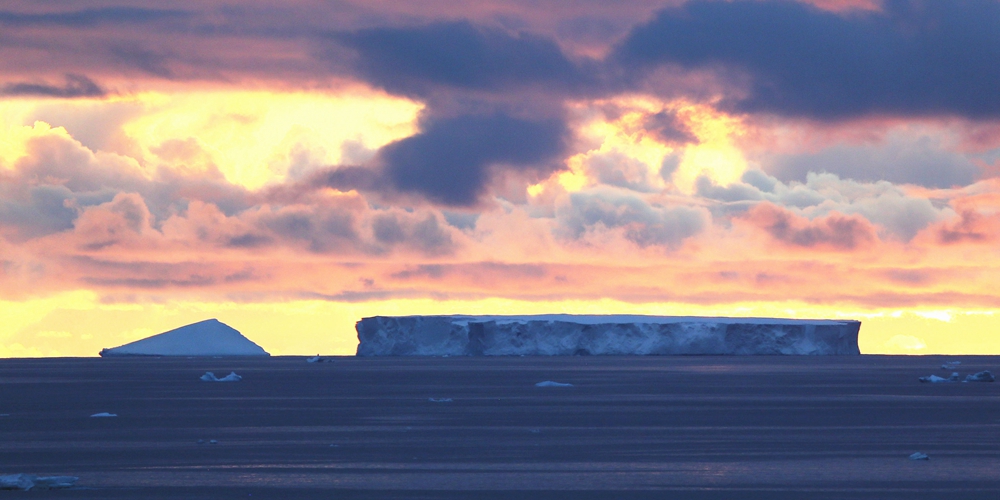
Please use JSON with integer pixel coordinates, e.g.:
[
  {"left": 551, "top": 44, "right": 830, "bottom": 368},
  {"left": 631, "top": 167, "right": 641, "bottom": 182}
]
[{"left": 1, "top": 355, "right": 997, "bottom": 499}]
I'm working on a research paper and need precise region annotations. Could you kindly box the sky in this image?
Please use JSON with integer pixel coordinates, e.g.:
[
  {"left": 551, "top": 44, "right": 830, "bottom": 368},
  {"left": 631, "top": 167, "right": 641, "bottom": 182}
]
[{"left": 2, "top": 0, "right": 1000, "bottom": 356}]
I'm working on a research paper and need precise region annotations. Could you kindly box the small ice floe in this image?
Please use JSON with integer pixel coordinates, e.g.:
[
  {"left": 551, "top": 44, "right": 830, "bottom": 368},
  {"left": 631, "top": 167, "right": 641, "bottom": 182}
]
[
  {"left": 909, "top": 452, "right": 930, "bottom": 461},
  {"left": 941, "top": 361, "right": 961, "bottom": 370},
  {"left": 963, "top": 370, "right": 996, "bottom": 382},
  {"left": 428, "top": 398, "right": 453, "bottom": 403},
  {"left": 307, "top": 355, "right": 334, "bottom": 363},
  {"left": 200, "top": 371, "right": 242, "bottom": 382},
  {"left": 90, "top": 412, "right": 117, "bottom": 417},
  {"left": 919, "top": 373, "right": 959, "bottom": 383},
  {"left": 0, "top": 474, "right": 78, "bottom": 491},
  {"left": 535, "top": 381, "right": 573, "bottom": 387},
  {"left": 196, "top": 439, "right": 219, "bottom": 445}
]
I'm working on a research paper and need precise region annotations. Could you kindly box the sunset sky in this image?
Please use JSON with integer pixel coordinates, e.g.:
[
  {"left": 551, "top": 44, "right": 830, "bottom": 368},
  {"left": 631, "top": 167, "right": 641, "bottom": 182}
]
[{"left": 3, "top": 0, "right": 1000, "bottom": 356}]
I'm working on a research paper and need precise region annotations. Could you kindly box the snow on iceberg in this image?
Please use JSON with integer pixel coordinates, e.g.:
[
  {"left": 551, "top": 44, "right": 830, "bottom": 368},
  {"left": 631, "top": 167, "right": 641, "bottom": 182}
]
[
  {"left": 909, "top": 452, "right": 929, "bottom": 461},
  {"left": 89, "top": 412, "right": 117, "bottom": 417},
  {"left": 355, "top": 315, "right": 862, "bottom": 356},
  {"left": 0, "top": 474, "right": 78, "bottom": 491},
  {"left": 99, "top": 319, "right": 269, "bottom": 357},
  {"left": 200, "top": 371, "right": 242, "bottom": 382}
]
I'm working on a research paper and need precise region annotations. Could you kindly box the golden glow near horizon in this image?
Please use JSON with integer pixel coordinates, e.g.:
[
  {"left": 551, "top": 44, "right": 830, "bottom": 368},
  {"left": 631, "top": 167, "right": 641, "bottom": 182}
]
[{"left": 2, "top": 292, "right": 998, "bottom": 357}]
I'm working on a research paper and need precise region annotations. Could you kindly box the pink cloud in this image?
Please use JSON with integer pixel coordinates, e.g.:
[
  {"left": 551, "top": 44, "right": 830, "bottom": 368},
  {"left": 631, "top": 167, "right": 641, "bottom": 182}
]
[{"left": 741, "top": 203, "right": 878, "bottom": 251}]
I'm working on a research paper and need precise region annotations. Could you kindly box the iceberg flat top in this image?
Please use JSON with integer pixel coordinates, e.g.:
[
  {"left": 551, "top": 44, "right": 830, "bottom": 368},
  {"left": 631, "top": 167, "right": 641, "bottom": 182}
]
[
  {"left": 100, "top": 319, "right": 269, "bottom": 357},
  {"left": 387, "top": 314, "right": 856, "bottom": 326}
]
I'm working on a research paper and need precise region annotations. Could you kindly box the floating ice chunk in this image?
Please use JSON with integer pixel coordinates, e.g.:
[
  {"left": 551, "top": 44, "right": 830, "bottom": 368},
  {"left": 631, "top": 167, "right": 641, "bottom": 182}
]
[
  {"left": 949, "top": 372, "right": 960, "bottom": 382},
  {"left": 964, "top": 370, "right": 995, "bottom": 382},
  {"left": 200, "top": 371, "right": 242, "bottom": 382},
  {"left": 428, "top": 398, "right": 453, "bottom": 403},
  {"left": 307, "top": 355, "right": 335, "bottom": 363},
  {"left": 90, "top": 412, "right": 117, "bottom": 417},
  {"left": 909, "top": 452, "right": 929, "bottom": 460},
  {"left": 535, "top": 381, "right": 574, "bottom": 387},
  {"left": 0, "top": 474, "right": 34, "bottom": 490},
  {"left": 918, "top": 374, "right": 955, "bottom": 383},
  {"left": 0, "top": 474, "right": 78, "bottom": 491},
  {"left": 941, "top": 361, "right": 961, "bottom": 370}
]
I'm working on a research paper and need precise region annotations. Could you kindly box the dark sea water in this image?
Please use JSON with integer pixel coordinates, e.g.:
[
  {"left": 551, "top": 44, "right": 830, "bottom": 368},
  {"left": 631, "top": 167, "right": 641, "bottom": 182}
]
[{"left": 0, "top": 355, "right": 998, "bottom": 499}]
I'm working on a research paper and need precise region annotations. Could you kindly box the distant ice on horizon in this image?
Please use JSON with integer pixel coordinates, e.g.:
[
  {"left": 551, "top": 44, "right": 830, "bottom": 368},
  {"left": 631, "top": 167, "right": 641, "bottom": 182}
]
[{"left": 99, "top": 319, "right": 269, "bottom": 357}]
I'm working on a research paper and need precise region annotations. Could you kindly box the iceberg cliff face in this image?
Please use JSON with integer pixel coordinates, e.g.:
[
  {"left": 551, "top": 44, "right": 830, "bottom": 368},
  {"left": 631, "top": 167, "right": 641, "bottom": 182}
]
[{"left": 356, "top": 315, "right": 861, "bottom": 356}]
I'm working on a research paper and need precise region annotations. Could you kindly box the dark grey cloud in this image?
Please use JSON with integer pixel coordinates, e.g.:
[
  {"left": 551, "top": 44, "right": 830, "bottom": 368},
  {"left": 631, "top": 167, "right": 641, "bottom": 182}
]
[
  {"left": 332, "top": 21, "right": 588, "bottom": 97},
  {"left": 642, "top": 110, "right": 695, "bottom": 144},
  {"left": 0, "top": 7, "right": 190, "bottom": 27},
  {"left": 312, "top": 113, "right": 568, "bottom": 206},
  {"left": 1, "top": 74, "right": 105, "bottom": 98},
  {"left": 381, "top": 113, "right": 567, "bottom": 205},
  {"left": 0, "top": 185, "right": 112, "bottom": 240},
  {"left": 614, "top": 0, "right": 1000, "bottom": 119}
]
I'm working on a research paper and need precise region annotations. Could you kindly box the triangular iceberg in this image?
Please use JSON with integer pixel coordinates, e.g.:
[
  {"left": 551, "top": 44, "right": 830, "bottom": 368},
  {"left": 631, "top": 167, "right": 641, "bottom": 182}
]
[{"left": 99, "top": 319, "right": 269, "bottom": 357}]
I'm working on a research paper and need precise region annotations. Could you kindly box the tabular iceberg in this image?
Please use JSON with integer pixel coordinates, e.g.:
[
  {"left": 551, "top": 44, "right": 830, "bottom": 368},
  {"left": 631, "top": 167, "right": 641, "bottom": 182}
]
[
  {"left": 356, "top": 315, "right": 861, "bottom": 356},
  {"left": 99, "top": 319, "right": 269, "bottom": 357}
]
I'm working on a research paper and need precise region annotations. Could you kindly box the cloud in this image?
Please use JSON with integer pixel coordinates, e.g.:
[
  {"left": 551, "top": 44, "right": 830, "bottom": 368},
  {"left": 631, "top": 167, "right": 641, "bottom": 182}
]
[
  {"left": 72, "top": 193, "right": 153, "bottom": 250},
  {"left": 370, "top": 212, "right": 456, "bottom": 256},
  {"left": 331, "top": 21, "right": 587, "bottom": 97},
  {"left": 742, "top": 202, "right": 877, "bottom": 251},
  {"left": 0, "top": 185, "right": 107, "bottom": 240},
  {"left": 2, "top": 74, "right": 105, "bottom": 98},
  {"left": 614, "top": 0, "right": 1000, "bottom": 119},
  {"left": 313, "top": 113, "right": 569, "bottom": 206},
  {"left": 763, "top": 132, "right": 981, "bottom": 188},
  {"left": 699, "top": 171, "right": 948, "bottom": 240},
  {"left": 641, "top": 109, "right": 696, "bottom": 144},
  {"left": 935, "top": 208, "right": 998, "bottom": 244},
  {"left": 0, "top": 7, "right": 190, "bottom": 27},
  {"left": 556, "top": 188, "right": 707, "bottom": 249},
  {"left": 2, "top": 128, "right": 253, "bottom": 226}
]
